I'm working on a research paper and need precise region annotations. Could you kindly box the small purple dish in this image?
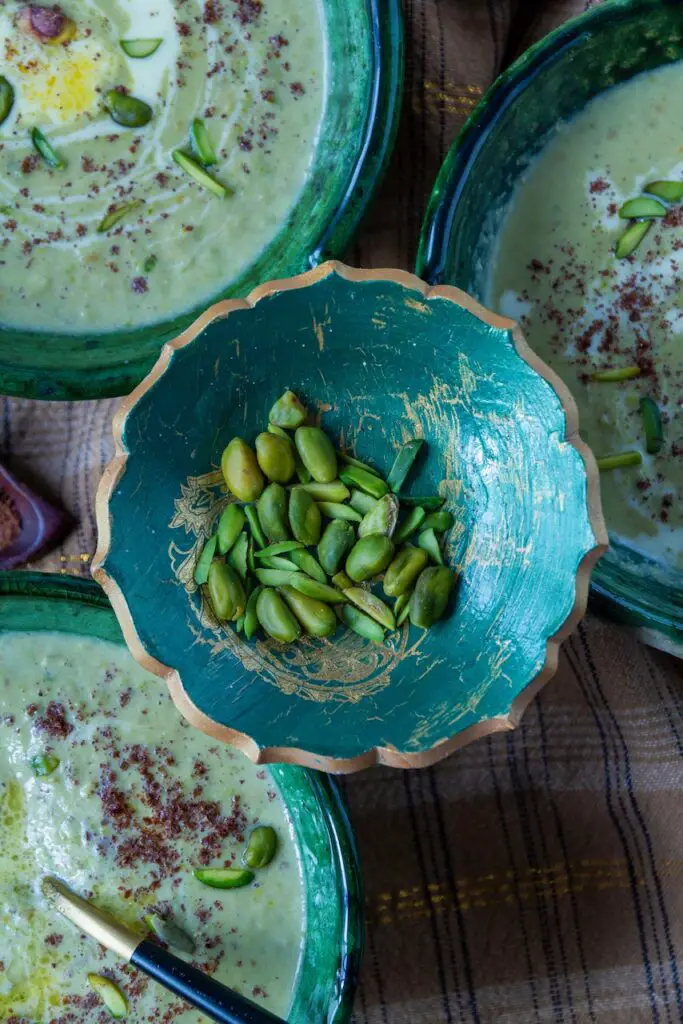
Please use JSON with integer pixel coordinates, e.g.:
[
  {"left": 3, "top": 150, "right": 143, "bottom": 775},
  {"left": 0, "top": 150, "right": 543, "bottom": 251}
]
[{"left": 0, "top": 463, "right": 71, "bottom": 570}]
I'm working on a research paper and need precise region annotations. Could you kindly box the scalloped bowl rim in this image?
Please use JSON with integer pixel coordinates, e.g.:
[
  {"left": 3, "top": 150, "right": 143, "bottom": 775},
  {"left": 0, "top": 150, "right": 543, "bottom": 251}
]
[{"left": 92, "top": 261, "right": 608, "bottom": 773}]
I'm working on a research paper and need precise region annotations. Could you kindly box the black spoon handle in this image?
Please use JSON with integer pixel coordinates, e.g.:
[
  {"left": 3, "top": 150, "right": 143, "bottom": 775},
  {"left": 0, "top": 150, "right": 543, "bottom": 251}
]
[{"left": 132, "top": 940, "right": 286, "bottom": 1024}]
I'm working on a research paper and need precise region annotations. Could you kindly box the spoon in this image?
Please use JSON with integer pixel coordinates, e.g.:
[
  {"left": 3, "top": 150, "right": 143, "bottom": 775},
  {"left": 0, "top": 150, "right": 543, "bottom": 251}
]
[{"left": 42, "top": 877, "right": 286, "bottom": 1024}]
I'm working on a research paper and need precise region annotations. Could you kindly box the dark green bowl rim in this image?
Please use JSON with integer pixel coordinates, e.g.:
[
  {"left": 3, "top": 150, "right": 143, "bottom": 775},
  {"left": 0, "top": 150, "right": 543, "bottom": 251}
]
[
  {"left": 416, "top": 0, "right": 650, "bottom": 281},
  {"left": 415, "top": 0, "right": 683, "bottom": 652},
  {"left": 0, "top": 570, "right": 365, "bottom": 1023},
  {"left": 0, "top": 0, "right": 404, "bottom": 402}
]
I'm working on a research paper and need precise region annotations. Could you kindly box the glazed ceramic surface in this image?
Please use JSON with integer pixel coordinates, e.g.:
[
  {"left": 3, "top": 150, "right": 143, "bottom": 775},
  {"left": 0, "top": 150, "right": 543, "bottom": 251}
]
[
  {"left": 93, "top": 262, "right": 605, "bottom": 771},
  {"left": 417, "top": 0, "right": 683, "bottom": 658},
  {"left": 0, "top": 0, "right": 403, "bottom": 401},
  {"left": 0, "top": 571, "right": 363, "bottom": 1024}
]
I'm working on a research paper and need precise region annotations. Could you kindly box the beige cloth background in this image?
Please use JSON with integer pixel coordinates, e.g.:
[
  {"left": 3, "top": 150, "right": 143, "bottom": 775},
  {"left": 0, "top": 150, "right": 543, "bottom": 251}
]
[{"left": 3, "top": 1, "right": 683, "bottom": 1021}]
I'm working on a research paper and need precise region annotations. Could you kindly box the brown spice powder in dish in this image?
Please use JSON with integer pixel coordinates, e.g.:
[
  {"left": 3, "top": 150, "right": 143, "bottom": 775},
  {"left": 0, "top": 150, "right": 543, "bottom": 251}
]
[{"left": 0, "top": 489, "right": 21, "bottom": 551}]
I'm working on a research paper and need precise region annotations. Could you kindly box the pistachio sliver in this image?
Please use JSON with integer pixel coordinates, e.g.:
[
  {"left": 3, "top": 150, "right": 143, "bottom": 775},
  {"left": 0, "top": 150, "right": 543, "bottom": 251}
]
[
  {"left": 255, "top": 588, "right": 301, "bottom": 643},
  {"left": 87, "top": 975, "right": 128, "bottom": 1018},
  {"left": 191, "top": 118, "right": 217, "bottom": 166},
  {"left": 420, "top": 509, "right": 454, "bottom": 534},
  {"left": 294, "top": 450, "right": 312, "bottom": 484},
  {"left": 260, "top": 554, "right": 300, "bottom": 571},
  {"left": 339, "top": 604, "right": 385, "bottom": 644},
  {"left": 244, "top": 585, "right": 262, "bottom": 640},
  {"left": 105, "top": 89, "right": 153, "bottom": 128},
  {"left": 615, "top": 220, "right": 651, "bottom": 259},
  {"left": 394, "top": 591, "right": 413, "bottom": 627},
  {"left": 288, "top": 575, "right": 348, "bottom": 604},
  {"left": 217, "top": 503, "right": 246, "bottom": 555},
  {"left": 639, "top": 397, "right": 664, "bottom": 454},
  {"left": 208, "top": 561, "right": 246, "bottom": 621},
  {"left": 245, "top": 505, "right": 267, "bottom": 549},
  {"left": 120, "top": 38, "right": 163, "bottom": 58},
  {"left": 387, "top": 439, "right": 425, "bottom": 492},
  {"left": 393, "top": 506, "right": 427, "bottom": 544},
  {"left": 644, "top": 180, "right": 683, "bottom": 202},
  {"left": 268, "top": 423, "right": 290, "bottom": 440},
  {"left": 297, "top": 480, "right": 350, "bottom": 502},
  {"left": 618, "top": 197, "right": 667, "bottom": 219},
  {"left": 349, "top": 489, "right": 377, "bottom": 516},
  {"left": 317, "top": 501, "right": 362, "bottom": 523},
  {"left": 596, "top": 451, "right": 643, "bottom": 471},
  {"left": 417, "top": 527, "right": 444, "bottom": 566},
  {"left": 591, "top": 366, "right": 641, "bottom": 382},
  {"left": 358, "top": 493, "right": 399, "bottom": 538},
  {"left": 31, "top": 753, "right": 60, "bottom": 777},
  {"left": 410, "top": 566, "right": 453, "bottom": 629},
  {"left": 97, "top": 200, "right": 142, "bottom": 233},
  {"left": 227, "top": 531, "right": 249, "bottom": 580},
  {"left": 0, "top": 77, "right": 15, "bottom": 127},
  {"left": 194, "top": 534, "right": 217, "bottom": 585},
  {"left": 397, "top": 495, "right": 445, "bottom": 510},
  {"left": 332, "top": 571, "right": 353, "bottom": 590},
  {"left": 255, "top": 540, "right": 305, "bottom": 558},
  {"left": 194, "top": 867, "right": 254, "bottom": 889},
  {"left": 269, "top": 390, "right": 307, "bottom": 429},
  {"left": 279, "top": 585, "right": 337, "bottom": 637},
  {"left": 144, "top": 913, "right": 195, "bottom": 954},
  {"left": 31, "top": 127, "right": 64, "bottom": 169},
  {"left": 338, "top": 452, "right": 382, "bottom": 477},
  {"left": 288, "top": 548, "right": 327, "bottom": 583},
  {"left": 254, "top": 568, "right": 299, "bottom": 587},
  {"left": 338, "top": 466, "right": 388, "bottom": 499},
  {"left": 345, "top": 587, "right": 395, "bottom": 629},
  {"left": 173, "top": 150, "right": 231, "bottom": 199},
  {"left": 243, "top": 826, "right": 278, "bottom": 869}
]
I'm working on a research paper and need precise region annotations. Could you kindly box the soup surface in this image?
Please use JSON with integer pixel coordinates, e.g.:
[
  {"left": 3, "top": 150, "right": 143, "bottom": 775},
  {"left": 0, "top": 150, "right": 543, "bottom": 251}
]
[
  {"left": 0, "top": 632, "right": 304, "bottom": 1022},
  {"left": 0, "top": 0, "right": 325, "bottom": 333},
  {"left": 489, "top": 62, "right": 682, "bottom": 569}
]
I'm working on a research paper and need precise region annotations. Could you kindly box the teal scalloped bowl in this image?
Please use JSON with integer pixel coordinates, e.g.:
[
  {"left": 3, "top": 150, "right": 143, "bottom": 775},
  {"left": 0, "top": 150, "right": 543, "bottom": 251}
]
[
  {"left": 0, "top": 0, "right": 403, "bottom": 402},
  {"left": 93, "top": 262, "right": 606, "bottom": 772},
  {"left": 0, "top": 571, "right": 363, "bottom": 1023},
  {"left": 417, "top": 0, "right": 683, "bottom": 658}
]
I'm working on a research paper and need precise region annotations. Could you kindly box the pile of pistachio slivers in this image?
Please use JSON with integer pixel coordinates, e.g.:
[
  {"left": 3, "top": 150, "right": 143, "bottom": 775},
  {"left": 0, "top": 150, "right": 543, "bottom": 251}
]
[{"left": 194, "top": 390, "right": 457, "bottom": 645}]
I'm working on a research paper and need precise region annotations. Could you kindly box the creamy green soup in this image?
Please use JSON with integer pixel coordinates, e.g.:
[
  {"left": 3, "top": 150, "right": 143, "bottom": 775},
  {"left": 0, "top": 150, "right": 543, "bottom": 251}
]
[
  {"left": 0, "top": 632, "right": 304, "bottom": 1022},
  {"left": 0, "top": 0, "right": 325, "bottom": 333},
  {"left": 490, "top": 62, "right": 683, "bottom": 570}
]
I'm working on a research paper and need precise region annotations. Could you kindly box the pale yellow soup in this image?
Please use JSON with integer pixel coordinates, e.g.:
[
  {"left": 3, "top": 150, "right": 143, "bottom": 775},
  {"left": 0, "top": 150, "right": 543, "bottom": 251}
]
[
  {"left": 0, "top": 0, "right": 326, "bottom": 332},
  {"left": 490, "top": 62, "right": 683, "bottom": 569},
  {"left": 0, "top": 632, "right": 304, "bottom": 1022}
]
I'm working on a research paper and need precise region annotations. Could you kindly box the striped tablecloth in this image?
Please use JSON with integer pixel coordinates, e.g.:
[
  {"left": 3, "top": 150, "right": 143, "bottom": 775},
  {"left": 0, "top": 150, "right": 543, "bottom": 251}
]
[{"left": 3, "top": 2, "right": 683, "bottom": 1021}]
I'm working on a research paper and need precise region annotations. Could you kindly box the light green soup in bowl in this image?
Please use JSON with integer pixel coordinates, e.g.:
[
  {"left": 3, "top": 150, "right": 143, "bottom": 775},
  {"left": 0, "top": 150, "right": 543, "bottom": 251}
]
[
  {"left": 418, "top": 0, "right": 683, "bottom": 656},
  {"left": 0, "top": 0, "right": 325, "bottom": 335},
  {"left": 0, "top": 0, "right": 403, "bottom": 399},
  {"left": 0, "top": 572, "right": 363, "bottom": 1022}
]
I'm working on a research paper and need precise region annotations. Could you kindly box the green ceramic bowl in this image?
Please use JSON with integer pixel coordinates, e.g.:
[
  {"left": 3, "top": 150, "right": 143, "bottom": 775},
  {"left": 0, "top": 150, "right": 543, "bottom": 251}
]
[
  {"left": 417, "top": 0, "right": 683, "bottom": 659},
  {"left": 93, "top": 262, "right": 605, "bottom": 771},
  {"left": 0, "top": 0, "right": 403, "bottom": 402},
  {"left": 0, "top": 570, "right": 363, "bottom": 1023}
]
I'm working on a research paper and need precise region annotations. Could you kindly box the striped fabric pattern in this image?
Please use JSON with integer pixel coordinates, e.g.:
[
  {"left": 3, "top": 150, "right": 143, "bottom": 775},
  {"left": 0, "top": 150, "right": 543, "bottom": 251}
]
[{"left": 2, "top": 2, "right": 682, "bottom": 1021}]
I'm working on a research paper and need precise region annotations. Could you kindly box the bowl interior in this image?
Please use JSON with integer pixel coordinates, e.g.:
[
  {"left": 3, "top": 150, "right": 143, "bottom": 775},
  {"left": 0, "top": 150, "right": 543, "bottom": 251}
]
[
  {"left": 0, "top": 0, "right": 402, "bottom": 401},
  {"left": 0, "top": 571, "right": 362, "bottom": 1024},
  {"left": 417, "top": 0, "right": 683, "bottom": 653},
  {"left": 98, "top": 266, "right": 600, "bottom": 767}
]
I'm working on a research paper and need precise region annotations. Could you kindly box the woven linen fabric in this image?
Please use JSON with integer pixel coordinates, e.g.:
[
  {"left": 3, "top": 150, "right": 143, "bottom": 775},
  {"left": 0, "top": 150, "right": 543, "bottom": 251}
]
[{"left": 2, "top": 1, "right": 682, "bottom": 1022}]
